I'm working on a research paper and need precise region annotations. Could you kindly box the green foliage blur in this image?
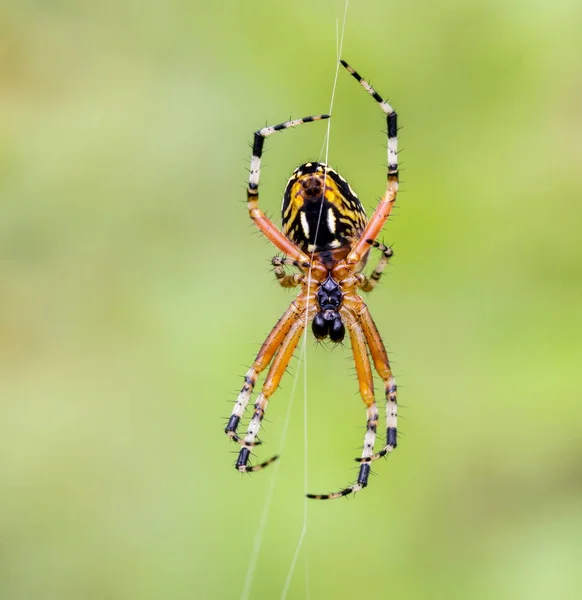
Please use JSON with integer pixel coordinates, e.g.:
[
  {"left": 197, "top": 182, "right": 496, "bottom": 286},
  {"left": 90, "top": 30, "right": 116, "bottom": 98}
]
[{"left": 2, "top": 1, "right": 581, "bottom": 598}]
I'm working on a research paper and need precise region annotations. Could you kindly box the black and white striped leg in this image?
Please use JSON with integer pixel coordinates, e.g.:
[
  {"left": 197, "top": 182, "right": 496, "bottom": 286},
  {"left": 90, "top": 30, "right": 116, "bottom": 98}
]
[
  {"left": 246, "top": 114, "right": 329, "bottom": 264},
  {"left": 225, "top": 368, "right": 260, "bottom": 447},
  {"left": 357, "top": 377, "right": 397, "bottom": 463},
  {"left": 271, "top": 256, "right": 309, "bottom": 288},
  {"left": 358, "top": 306, "right": 398, "bottom": 463},
  {"left": 307, "top": 316, "right": 379, "bottom": 500},
  {"left": 354, "top": 403, "right": 379, "bottom": 489},
  {"left": 249, "top": 115, "right": 331, "bottom": 198},
  {"left": 307, "top": 403, "right": 379, "bottom": 500},
  {"left": 235, "top": 316, "right": 306, "bottom": 473},
  {"left": 225, "top": 304, "right": 298, "bottom": 448},
  {"left": 340, "top": 60, "right": 398, "bottom": 180},
  {"left": 235, "top": 393, "right": 279, "bottom": 472},
  {"left": 361, "top": 240, "right": 394, "bottom": 292}
]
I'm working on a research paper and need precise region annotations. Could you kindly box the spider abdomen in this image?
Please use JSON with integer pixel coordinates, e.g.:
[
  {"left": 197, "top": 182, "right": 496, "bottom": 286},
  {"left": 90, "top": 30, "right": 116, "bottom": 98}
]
[
  {"left": 281, "top": 162, "right": 367, "bottom": 254},
  {"left": 313, "top": 274, "right": 345, "bottom": 343}
]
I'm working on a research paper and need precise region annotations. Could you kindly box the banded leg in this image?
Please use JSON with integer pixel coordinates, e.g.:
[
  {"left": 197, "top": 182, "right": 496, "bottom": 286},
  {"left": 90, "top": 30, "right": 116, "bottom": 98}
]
[
  {"left": 225, "top": 302, "right": 299, "bottom": 447},
  {"left": 307, "top": 313, "right": 378, "bottom": 499},
  {"left": 358, "top": 304, "right": 397, "bottom": 462},
  {"left": 340, "top": 60, "right": 399, "bottom": 268},
  {"left": 361, "top": 241, "right": 394, "bottom": 292},
  {"left": 236, "top": 314, "right": 307, "bottom": 472},
  {"left": 272, "top": 256, "right": 309, "bottom": 288},
  {"left": 248, "top": 115, "right": 330, "bottom": 264}
]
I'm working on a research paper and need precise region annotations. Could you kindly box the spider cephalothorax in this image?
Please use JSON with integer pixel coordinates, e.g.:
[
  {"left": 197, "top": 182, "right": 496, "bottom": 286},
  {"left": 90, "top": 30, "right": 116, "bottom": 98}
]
[
  {"left": 225, "top": 60, "right": 400, "bottom": 499},
  {"left": 313, "top": 273, "right": 345, "bottom": 343}
]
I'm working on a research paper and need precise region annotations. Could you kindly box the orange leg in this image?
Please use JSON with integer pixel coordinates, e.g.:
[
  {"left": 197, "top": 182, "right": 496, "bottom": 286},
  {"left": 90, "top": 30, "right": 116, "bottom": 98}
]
[
  {"left": 225, "top": 302, "right": 301, "bottom": 447},
  {"left": 347, "top": 185, "right": 397, "bottom": 267},
  {"left": 358, "top": 304, "right": 398, "bottom": 462},
  {"left": 272, "top": 256, "right": 308, "bottom": 288},
  {"left": 235, "top": 311, "right": 309, "bottom": 472},
  {"left": 307, "top": 311, "right": 380, "bottom": 499},
  {"left": 247, "top": 115, "right": 329, "bottom": 264}
]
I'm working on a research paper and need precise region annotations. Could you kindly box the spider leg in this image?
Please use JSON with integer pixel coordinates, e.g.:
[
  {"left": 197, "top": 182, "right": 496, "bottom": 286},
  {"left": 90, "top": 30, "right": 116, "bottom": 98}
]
[
  {"left": 225, "top": 302, "right": 300, "bottom": 447},
  {"left": 339, "top": 60, "right": 399, "bottom": 268},
  {"left": 307, "top": 311, "right": 379, "bottom": 500},
  {"left": 357, "top": 303, "right": 398, "bottom": 463},
  {"left": 360, "top": 241, "right": 394, "bottom": 292},
  {"left": 272, "top": 256, "right": 309, "bottom": 288},
  {"left": 236, "top": 311, "right": 308, "bottom": 472},
  {"left": 248, "top": 115, "right": 329, "bottom": 263}
]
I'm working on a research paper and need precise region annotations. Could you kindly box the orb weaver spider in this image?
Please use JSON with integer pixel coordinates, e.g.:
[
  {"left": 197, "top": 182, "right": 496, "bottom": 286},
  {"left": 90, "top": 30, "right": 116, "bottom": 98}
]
[{"left": 225, "top": 60, "right": 399, "bottom": 499}]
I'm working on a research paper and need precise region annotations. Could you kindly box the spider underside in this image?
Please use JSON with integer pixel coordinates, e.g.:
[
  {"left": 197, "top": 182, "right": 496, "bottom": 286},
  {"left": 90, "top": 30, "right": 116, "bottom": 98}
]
[{"left": 225, "top": 60, "right": 400, "bottom": 499}]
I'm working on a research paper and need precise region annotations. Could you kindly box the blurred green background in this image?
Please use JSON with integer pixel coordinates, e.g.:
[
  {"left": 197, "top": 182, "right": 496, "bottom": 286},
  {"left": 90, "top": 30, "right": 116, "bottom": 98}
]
[{"left": 2, "top": 1, "right": 582, "bottom": 598}]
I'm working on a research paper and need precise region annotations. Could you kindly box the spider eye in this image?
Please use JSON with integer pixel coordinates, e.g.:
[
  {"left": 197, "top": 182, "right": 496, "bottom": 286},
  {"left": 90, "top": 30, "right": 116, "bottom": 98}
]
[
  {"left": 312, "top": 312, "right": 329, "bottom": 339},
  {"left": 329, "top": 317, "right": 345, "bottom": 343}
]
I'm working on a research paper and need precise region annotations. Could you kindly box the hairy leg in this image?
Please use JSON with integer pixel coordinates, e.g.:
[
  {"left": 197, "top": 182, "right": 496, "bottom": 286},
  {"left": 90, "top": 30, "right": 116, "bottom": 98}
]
[
  {"left": 358, "top": 304, "right": 398, "bottom": 462},
  {"left": 247, "top": 115, "right": 329, "bottom": 263},
  {"left": 225, "top": 302, "right": 301, "bottom": 446},
  {"left": 307, "top": 312, "right": 379, "bottom": 499},
  {"left": 272, "top": 256, "right": 308, "bottom": 288},
  {"left": 339, "top": 61, "right": 399, "bottom": 268},
  {"left": 236, "top": 314, "right": 307, "bottom": 472}
]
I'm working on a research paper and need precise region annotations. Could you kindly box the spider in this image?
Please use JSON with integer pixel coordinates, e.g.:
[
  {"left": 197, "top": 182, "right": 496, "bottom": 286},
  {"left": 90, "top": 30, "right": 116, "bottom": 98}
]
[{"left": 225, "top": 60, "right": 399, "bottom": 499}]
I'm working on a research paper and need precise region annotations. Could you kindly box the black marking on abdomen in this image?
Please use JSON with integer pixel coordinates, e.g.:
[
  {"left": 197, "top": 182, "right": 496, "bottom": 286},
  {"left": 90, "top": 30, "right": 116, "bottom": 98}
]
[{"left": 303, "top": 201, "right": 341, "bottom": 250}]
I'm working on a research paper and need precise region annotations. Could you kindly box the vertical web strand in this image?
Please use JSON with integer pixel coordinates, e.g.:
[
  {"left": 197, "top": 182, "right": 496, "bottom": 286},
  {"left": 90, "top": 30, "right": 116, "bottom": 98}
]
[
  {"left": 239, "top": 2, "right": 349, "bottom": 598},
  {"left": 240, "top": 333, "right": 307, "bottom": 600},
  {"left": 280, "top": 1, "right": 349, "bottom": 598}
]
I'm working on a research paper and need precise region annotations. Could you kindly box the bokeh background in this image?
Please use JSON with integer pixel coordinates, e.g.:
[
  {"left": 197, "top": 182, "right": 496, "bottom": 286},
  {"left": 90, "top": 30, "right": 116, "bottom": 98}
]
[{"left": 2, "top": 1, "right": 582, "bottom": 598}]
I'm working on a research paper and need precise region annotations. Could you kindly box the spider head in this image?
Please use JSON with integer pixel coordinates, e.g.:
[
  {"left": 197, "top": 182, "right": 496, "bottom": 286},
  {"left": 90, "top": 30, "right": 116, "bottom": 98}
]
[{"left": 282, "top": 162, "right": 367, "bottom": 254}]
